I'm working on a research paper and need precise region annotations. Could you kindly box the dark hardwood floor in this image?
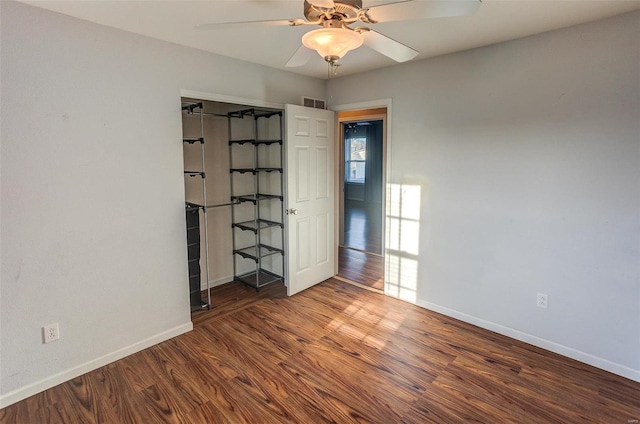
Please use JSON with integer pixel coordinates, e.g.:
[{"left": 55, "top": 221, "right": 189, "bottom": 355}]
[
  {"left": 343, "top": 200, "right": 382, "bottom": 254},
  {"left": 340, "top": 199, "right": 385, "bottom": 290},
  {"left": 2, "top": 279, "right": 639, "bottom": 423}
]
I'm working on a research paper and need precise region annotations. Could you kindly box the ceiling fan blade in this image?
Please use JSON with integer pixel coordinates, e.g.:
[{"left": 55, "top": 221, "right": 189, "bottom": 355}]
[
  {"left": 308, "top": 0, "right": 336, "bottom": 9},
  {"left": 366, "top": 0, "right": 480, "bottom": 23},
  {"left": 195, "top": 19, "right": 296, "bottom": 31},
  {"left": 363, "top": 30, "right": 419, "bottom": 62},
  {"left": 286, "top": 45, "right": 314, "bottom": 67}
]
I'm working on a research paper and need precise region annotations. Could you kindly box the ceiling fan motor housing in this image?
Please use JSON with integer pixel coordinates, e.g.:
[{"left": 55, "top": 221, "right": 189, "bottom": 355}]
[{"left": 304, "top": 0, "right": 362, "bottom": 21}]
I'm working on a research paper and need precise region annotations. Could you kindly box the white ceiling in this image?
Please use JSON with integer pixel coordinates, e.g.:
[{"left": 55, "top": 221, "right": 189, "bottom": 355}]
[{"left": 21, "top": 0, "right": 640, "bottom": 79}]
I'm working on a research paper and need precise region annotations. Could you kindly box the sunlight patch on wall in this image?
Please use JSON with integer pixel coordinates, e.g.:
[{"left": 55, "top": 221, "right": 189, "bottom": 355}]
[{"left": 385, "top": 183, "right": 421, "bottom": 303}]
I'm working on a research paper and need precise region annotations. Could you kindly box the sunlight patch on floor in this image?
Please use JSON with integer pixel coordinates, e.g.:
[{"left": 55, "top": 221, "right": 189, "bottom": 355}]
[{"left": 323, "top": 299, "right": 389, "bottom": 350}]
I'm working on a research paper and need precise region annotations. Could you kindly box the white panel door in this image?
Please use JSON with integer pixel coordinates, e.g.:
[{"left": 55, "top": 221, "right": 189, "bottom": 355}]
[{"left": 285, "top": 104, "right": 335, "bottom": 296}]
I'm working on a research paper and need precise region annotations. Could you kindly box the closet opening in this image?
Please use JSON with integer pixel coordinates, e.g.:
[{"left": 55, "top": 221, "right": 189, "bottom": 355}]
[{"left": 181, "top": 97, "right": 285, "bottom": 312}]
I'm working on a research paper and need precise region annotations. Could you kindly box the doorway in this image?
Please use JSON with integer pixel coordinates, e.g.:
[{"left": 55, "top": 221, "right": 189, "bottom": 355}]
[{"left": 336, "top": 108, "right": 386, "bottom": 292}]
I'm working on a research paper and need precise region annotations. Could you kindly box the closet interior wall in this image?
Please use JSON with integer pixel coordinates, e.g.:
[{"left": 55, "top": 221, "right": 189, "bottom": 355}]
[{"left": 182, "top": 99, "right": 235, "bottom": 295}]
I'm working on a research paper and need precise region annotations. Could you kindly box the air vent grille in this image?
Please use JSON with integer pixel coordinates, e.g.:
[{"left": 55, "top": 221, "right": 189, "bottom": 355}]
[{"left": 302, "top": 96, "right": 326, "bottom": 110}]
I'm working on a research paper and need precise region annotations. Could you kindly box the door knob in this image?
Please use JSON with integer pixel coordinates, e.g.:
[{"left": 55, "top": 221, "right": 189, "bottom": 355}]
[{"left": 286, "top": 208, "right": 299, "bottom": 215}]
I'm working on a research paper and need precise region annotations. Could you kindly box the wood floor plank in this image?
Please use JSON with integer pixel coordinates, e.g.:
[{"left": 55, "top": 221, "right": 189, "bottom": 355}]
[
  {"left": 176, "top": 359, "right": 251, "bottom": 421},
  {"left": 2, "top": 278, "right": 639, "bottom": 423},
  {"left": 319, "top": 325, "right": 450, "bottom": 391},
  {"left": 278, "top": 357, "right": 390, "bottom": 423},
  {"left": 338, "top": 247, "right": 384, "bottom": 291},
  {"left": 56, "top": 375, "right": 122, "bottom": 424},
  {"left": 84, "top": 363, "right": 139, "bottom": 423},
  {"left": 435, "top": 357, "right": 568, "bottom": 423}
]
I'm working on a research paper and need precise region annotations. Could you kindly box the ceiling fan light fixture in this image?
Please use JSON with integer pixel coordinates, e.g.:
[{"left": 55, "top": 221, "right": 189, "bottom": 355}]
[{"left": 302, "top": 27, "right": 363, "bottom": 62}]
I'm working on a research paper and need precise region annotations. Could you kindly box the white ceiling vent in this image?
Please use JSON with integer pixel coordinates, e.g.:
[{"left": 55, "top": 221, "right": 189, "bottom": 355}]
[{"left": 302, "top": 96, "right": 326, "bottom": 110}]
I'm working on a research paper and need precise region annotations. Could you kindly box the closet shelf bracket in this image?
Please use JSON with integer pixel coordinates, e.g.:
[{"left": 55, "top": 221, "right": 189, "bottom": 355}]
[{"left": 183, "top": 137, "right": 204, "bottom": 144}]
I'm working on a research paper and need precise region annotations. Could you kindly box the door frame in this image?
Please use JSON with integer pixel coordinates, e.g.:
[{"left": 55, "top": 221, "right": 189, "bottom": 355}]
[
  {"left": 331, "top": 99, "right": 392, "bottom": 295},
  {"left": 180, "top": 89, "right": 284, "bottom": 110}
]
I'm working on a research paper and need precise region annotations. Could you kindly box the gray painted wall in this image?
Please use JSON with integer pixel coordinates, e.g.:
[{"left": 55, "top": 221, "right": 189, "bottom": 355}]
[
  {"left": 328, "top": 11, "right": 640, "bottom": 381},
  {"left": 0, "top": 1, "right": 324, "bottom": 406}
]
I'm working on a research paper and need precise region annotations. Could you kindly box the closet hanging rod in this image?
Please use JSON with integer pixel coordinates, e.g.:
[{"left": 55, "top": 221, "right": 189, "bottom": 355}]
[
  {"left": 205, "top": 201, "right": 240, "bottom": 210},
  {"left": 187, "top": 201, "right": 241, "bottom": 210},
  {"left": 183, "top": 111, "right": 227, "bottom": 118}
]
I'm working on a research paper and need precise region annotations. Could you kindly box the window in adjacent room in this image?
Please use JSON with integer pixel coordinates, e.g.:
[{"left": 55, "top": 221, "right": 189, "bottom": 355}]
[{"left": 345, "top": 136, "right": 366, "bottom": 183}]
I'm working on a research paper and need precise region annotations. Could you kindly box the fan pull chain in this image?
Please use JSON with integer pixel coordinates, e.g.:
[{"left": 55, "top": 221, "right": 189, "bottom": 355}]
[{"left": 327, "top": 61, "right": 340, "bottom": 79}]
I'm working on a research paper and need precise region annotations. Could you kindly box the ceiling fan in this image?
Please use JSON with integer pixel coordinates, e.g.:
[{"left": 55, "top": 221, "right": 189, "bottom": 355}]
[{"left": 197, "top": 0, "right": 480, "bottom": 69}]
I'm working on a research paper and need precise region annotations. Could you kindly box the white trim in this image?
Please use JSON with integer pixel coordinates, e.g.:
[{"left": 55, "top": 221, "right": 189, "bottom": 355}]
[
  {"left": 0, "top": 322, "right": 193, "bottom": 408},
  {"left": 330, "top": 99, "right": 393, "bottom": 113},
  {"left": 180, "top": 89, "right": 284, "bottom": 110},
  {"left": 202, "top": 275, "right": 234, "bottom": 291},
  {"left": 334, "top": 275, "right": 383, "bottom": 294},
  {"left": 416, "top": 298, "right": 640, "bottom": 383}
]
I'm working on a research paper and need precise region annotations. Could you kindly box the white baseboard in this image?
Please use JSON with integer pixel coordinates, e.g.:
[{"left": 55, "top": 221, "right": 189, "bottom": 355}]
[
  {"left": 416, "top": 299, "right": 640, "bottom": 383},
  {"left": 201, "top": 275, "right": 234, "bottom": 291},
  {"left": 0, "top": 322, "right": 193, "bottom": 408}
]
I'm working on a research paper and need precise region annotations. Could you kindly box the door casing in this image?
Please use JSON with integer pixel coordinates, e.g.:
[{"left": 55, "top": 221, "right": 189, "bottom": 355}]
[{"left": 331, "top": 99, "right": 393, "bottom": 295}]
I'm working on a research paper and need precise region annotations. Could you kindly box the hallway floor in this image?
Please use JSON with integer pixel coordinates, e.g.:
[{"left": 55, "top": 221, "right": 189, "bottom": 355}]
[
  {"left": 340, "top": 200, "right": 384, "bottom": 290},
  {"left": 343, "top": 200, "right": 382, "bottom": 254}
]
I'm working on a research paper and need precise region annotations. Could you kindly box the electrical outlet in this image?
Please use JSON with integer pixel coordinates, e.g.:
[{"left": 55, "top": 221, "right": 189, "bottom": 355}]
[
  {"left": 536, "top": 293, "right": 548, "bottom": 309},
  {"left": 43, "top": 323, "right": 60, "bottom": 344}
]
